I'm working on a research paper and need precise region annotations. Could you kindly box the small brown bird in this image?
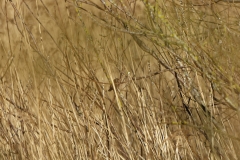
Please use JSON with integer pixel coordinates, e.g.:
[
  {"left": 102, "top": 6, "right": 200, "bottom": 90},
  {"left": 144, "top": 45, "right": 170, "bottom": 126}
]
[{"left": 108, "top": 78, "right": 121, "bottom": 91}]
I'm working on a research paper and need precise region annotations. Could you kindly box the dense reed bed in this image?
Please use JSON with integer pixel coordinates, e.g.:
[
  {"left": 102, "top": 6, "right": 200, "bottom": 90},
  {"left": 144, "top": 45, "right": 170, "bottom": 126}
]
[{"left": 0, "top": 0, "right": 240, "bottom": 159}]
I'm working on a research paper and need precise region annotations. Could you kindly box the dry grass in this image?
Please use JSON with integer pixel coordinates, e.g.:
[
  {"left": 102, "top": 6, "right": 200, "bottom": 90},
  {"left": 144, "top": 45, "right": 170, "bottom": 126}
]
[{"left": 0, "top": 0, "right": 240, "bottom": 159}]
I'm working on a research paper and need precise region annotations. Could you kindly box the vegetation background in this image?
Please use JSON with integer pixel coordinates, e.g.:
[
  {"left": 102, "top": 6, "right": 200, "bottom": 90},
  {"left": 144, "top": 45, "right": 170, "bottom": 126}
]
[{"left": 1, "top": 0, "right": 240, "bottom": 159}]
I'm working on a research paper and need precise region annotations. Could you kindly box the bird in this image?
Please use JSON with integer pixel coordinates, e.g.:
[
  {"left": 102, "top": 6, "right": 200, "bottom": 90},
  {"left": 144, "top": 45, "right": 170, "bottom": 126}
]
[{"left": 108, "top": 78, "right": 121, "bottom": 91}]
